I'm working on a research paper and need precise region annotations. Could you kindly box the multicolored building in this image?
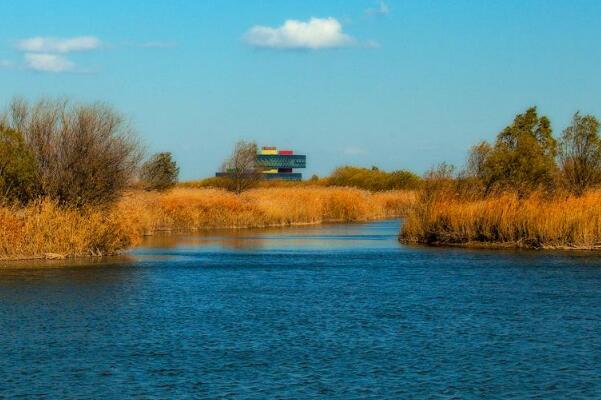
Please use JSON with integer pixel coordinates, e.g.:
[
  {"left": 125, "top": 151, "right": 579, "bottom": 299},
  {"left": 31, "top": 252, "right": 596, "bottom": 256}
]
[
  {"left": 216, "top": 146, "right": 306, "bottom": 181},
  {"left": 256, "top": 147, "right": 306, "bottom": 181}
]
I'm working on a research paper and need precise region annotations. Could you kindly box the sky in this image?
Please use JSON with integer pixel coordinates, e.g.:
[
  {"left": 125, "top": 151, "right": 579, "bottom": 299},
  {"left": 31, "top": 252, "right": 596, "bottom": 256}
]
[{"left": 1, "top": 0, "right": 600, "bottom": 180}]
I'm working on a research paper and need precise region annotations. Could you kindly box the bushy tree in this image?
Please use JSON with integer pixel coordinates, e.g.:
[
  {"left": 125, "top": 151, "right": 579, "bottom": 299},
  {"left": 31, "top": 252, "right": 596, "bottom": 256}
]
[
  {"left": 559, "top": 112, "right": 601, "bottom": 195},
  {"left": 221, "top": 140, "right": 261, "bottom": 194},
  {"left": 3, "top": 98, "right": 142, "bottom": 207},
  {"left": 0, "top": 127, "right": 37, "bottom": 203},
  {"left": 140, "top": 152, "right": 179, "bottom": 191},
  {"left": 480, "top": 107, "right": 558, "bottom": 194}
]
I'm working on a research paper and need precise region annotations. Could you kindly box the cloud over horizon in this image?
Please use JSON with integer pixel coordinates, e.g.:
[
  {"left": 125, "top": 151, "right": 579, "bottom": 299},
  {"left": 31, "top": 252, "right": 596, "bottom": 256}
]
[
  {"left": 14, "top": 36, "right": 101, "bottom": 73},
  {"left": 16, "top": 36, "right": 101, "bottom": 53},
  {"left": 244, "top": 17, "right": 355, "bottom": 49},
  {"left": 24, "top": 53, "right": 75, "bottom": 73}
]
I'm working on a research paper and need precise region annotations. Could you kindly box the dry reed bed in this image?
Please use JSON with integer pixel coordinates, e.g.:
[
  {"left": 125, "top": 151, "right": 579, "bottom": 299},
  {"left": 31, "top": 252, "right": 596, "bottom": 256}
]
[
  {"left": 118, "top": 187, "right": 416, "bottom": 232},
  {"left": 0, "top": 187, "right": 415, "bottom": 260},
  {"left": 401, "top": 191, "right": 601, "bottom": 249},
  {"left": 0, "top": 200, "right": 140, "bottom": 260}
]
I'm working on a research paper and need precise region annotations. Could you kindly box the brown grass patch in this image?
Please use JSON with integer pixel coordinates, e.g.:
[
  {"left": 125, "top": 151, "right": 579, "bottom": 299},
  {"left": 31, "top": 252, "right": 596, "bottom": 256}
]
[
  {"left": 401, "top": 190, "right": 601, "bottom": 249},
  {"left": 0, "top": 200, "right": 140, "bottom": 260},
  {"left": 118, "top": 187, "right": 415, "bottom": 232}
]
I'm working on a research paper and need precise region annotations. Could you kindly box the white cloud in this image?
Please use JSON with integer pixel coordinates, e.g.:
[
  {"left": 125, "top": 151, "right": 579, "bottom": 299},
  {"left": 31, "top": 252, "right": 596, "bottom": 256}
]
[
  {"left": 365, "top": 1, "right": 390, "bottom": 16},
  {"left": 24, "top": 53, "right": 74, "bottom": 72},
  {"left": 16, "top": 36, "right": 101, "bottom": 53},
  {"left": 244, "top": 17, "right": 355, "bottom": 49}
]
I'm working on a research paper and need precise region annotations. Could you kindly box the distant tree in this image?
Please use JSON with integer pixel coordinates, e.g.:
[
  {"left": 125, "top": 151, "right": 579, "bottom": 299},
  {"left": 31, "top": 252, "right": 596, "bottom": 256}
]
[
  {"left": 140, "top": 152, "right": 179, "bottom": 191},
  {"left": 309, "top": 174, "right": 320, "bottom": 182},
  {"left": 559, "top": 112, "right": 601, "bottom": 195},
  {"left": 328, "top": 166, "right": 420, "bottom": 191},
  {"left": 425, "top": 162, "right": 456, "bottom": 181},
  {"left": 388, "top": 170, "right": 422, "bottom": 190},
  {"left": 0, "top": 126, "right": 38, "bottom": 203},
  {"left": 481, "top": 107, "right": 558, "bottom": 194},
  {"left": 221, "top": 140, "right": 261, "bottom": 194},
  {"left": 466, "top": 141, "right": 492, "bottom": 179},
  {"left": 3, "top": 97, "right": 142, "bottom": 207},
  {"left": 420, "top": 162, "right": 457, "bottom": 201}
]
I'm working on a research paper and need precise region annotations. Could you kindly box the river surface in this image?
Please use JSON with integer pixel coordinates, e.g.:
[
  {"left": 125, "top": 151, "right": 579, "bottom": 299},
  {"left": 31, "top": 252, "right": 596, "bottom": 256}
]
[{"left": 2, "top": 219, "right": 601, "bottom": 399}]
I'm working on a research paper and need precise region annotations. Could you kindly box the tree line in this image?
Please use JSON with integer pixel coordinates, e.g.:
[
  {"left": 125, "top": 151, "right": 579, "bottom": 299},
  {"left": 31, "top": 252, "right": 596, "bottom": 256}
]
[
  {"left": 5, "top": 97, "right": 593, "bottom": 205},
  {"left": 0, "top": 97, "right": 179, "bottom": 207},
  {"left": 213, "top": 140, "right": 421, "bottom": 193}
]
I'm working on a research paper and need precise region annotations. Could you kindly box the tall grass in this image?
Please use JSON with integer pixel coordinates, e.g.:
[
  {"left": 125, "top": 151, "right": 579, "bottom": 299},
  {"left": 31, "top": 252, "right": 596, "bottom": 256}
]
[
  {"left": 401, "top": 190, "right": 601, "bottom": 249},
  {"left": 118, "top": 187, "right": 416, "bottom": 232},
  {"left": 0, "top": 187, "right": 415, "bottom": 260},
  {"left": 0, "top": 200, "right": 139, "bottom": 260}
]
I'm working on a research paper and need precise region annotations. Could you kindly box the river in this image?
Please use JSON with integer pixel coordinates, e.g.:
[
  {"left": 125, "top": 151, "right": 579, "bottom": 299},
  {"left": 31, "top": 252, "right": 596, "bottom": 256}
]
[{"left": 2, "top": 219, "right": 601, "bottom": 398}]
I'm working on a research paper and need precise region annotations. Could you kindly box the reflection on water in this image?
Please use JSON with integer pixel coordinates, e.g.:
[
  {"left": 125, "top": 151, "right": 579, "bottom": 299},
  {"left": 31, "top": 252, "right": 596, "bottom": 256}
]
[
  {"left": 136, "top": 220, "right": 401, "bottom": 253},
  {"left": 3, "top": 219, "right": 601, "bottom": 399}
]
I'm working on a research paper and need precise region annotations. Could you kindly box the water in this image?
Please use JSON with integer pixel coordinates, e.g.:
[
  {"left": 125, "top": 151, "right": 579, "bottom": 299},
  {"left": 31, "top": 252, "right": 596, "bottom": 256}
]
[{"left": 2, "top": 220, "right": 601, "bottom": 399}]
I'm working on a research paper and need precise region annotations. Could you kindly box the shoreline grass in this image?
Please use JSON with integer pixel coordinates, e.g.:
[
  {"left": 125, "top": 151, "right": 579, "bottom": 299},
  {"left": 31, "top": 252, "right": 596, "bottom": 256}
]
[
  {"left": 0, "top": 187, "right": 416, "bottom": 261},
  {"left": 400, "top": 190, "right": 601, "bottom": 250}
]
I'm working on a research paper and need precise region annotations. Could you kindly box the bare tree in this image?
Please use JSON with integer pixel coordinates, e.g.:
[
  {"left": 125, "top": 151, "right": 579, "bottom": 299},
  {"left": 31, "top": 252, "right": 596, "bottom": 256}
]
[
  {"left": 3, "top": 97, "right": 142, "bottom": 207},
  {"left": 559, "top": 112, "right": 601, "bottom": 195},
  {"left": 220, "top": 140, "right": 261, "bottom": 193}
]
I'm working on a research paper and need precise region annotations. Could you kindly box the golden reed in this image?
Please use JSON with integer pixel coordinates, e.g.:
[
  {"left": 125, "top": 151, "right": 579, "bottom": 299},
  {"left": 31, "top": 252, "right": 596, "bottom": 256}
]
[
  {"left": 401, "top": 191, "right": 601, "bottom": 249},
  {"left": 0, "top": 187, "right": 416, "bottom": 260}
]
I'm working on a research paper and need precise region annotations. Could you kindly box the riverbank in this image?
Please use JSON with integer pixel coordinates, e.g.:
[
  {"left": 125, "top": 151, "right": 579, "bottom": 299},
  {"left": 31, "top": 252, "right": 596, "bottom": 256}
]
[
  {"left": 400, "top": 191, "right": 601, "bottom": 250},
  {"left": 0, "top": 187, "right": 416, "bottom": 261}
]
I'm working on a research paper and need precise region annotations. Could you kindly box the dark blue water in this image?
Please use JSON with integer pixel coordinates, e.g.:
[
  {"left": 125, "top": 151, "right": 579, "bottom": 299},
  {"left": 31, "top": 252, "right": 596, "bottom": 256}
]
[{"left": 2, "top": 220, "right": 601, "bottom": 399}]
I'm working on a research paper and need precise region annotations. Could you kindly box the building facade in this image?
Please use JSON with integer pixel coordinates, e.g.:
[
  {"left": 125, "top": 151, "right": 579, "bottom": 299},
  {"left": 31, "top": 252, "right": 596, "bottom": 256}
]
[
  {"left": 256, "top": 147, "right": 306, "bottom": 181},
  {"left": 216, "top": 146, "right": 306, "bottom": 181}
]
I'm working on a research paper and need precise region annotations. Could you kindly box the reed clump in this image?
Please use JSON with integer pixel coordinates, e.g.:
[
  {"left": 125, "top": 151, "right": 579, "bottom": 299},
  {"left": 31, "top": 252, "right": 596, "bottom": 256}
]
[
  {"left": 401, "top": 190, "right": 601, "bottom": 249},
  {"left": 0, "top": 199, "right": 140, "bottom": 260}
]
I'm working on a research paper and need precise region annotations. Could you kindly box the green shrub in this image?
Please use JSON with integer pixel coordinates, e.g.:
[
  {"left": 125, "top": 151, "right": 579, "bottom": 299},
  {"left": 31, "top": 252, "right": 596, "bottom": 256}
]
[
  {"left": 559, "top": 112, "right": 601, "bottom": 195},
  {"left": 140, "top": 152, "right": 179, "bottom": 191},
  {"left": 327, "top": 166, "right": 421, "bottom": 191},
  {"left": 0, "top": 127, "right": 38, "bottom": 203},
  {"left": 479, "top": 107, "right": 558, "bottom": 194}
]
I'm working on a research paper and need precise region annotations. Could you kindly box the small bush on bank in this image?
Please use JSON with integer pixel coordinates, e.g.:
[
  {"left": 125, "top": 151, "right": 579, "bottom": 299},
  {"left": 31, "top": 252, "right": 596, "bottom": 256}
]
[
  {"left": 327, "top": 166, "right": 421, "bottom": 191},
  {"left": 140, "top": 152, "right": 179, "bottom": 191}
]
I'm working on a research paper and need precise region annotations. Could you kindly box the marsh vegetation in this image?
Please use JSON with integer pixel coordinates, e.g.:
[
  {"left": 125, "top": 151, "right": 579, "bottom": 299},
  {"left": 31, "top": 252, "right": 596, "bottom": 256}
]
[{"left": 400, "top": 108, "right": 601, "bottom": 249}]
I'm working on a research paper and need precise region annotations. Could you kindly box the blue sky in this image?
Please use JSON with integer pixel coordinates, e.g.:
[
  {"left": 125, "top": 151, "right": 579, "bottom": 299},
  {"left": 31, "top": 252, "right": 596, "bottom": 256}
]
[{"left": 1, "top": 0, "right": 600, "bottom": 180}]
